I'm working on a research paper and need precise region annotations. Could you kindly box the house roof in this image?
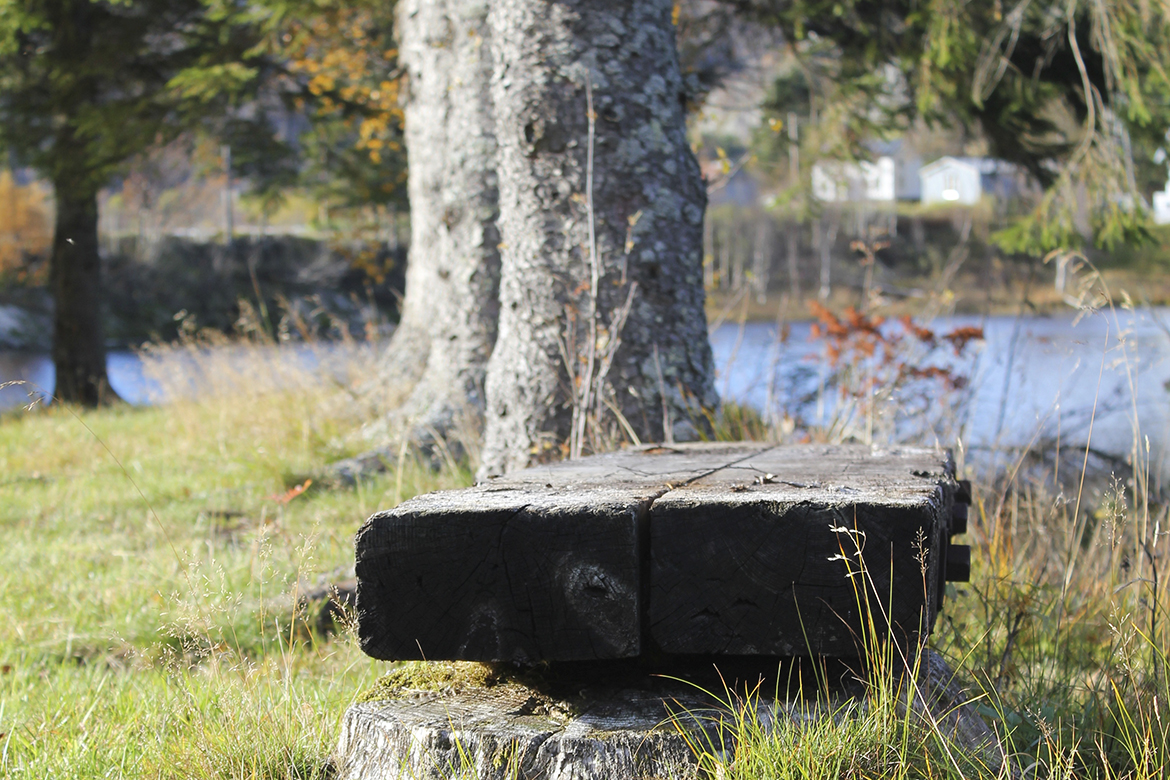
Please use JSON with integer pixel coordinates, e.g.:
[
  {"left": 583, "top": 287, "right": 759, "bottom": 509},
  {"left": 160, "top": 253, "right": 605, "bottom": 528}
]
[
  {"left": 921, "top": 156, "right": 1016, "bottom": 176},
  {"left": 919, "top": 156, "right": 982, "bottom": 177}
]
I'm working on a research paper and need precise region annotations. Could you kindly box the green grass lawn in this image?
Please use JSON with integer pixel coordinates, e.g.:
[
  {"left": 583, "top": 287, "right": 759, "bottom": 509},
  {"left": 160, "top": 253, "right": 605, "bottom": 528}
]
[
  {"left": 0, "top": 345, "right": 470, "bottom": 778},
  {"left": 1, "top": 341, "right": 1167, "bottom": 779}
]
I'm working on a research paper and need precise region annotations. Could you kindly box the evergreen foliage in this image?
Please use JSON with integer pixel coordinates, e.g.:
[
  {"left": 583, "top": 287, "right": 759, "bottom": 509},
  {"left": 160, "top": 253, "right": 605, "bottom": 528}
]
[
  {"left": 733, "top": 0, "right": 1170, "bottom": 251},
  {"left": 0, "top": 0, "right": 286, "bottom": 198},
  {"left": 0, "top": 0, "right": 407, "bottom": 405}
]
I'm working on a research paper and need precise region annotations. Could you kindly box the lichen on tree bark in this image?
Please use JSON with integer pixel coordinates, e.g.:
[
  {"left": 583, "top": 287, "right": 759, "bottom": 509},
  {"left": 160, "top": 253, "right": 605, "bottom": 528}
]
[
  {"left": 366, "top": 0, "right": 501, "bottom": 454},
  {"left": 478, "top": 0, "right": 717, "bottom": 478},
  {"left": 365, "top": 0, "right": 717, "bottom": 479}
]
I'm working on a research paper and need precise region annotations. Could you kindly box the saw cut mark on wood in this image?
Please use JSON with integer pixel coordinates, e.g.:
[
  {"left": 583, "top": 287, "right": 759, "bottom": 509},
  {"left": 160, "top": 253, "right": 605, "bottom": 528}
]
[{"left": 355, "top": 443, "right": 966, "bottom": 663}]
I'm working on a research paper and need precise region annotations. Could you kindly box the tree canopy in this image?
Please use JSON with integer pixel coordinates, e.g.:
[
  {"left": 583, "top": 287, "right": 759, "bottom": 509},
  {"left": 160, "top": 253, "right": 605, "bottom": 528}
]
[
  {"left": 0, "top": 0, "right": 288, "bottom": 195},
  {"left": 280, "top": 0, "right": 407, "bottom": 210},
  {"left": 0, "top": 0, "right": 278, "bottom": 403},
  {"left": 733, "top": 0, "right": 1170, "bottom": 251},
  {"left": 0, "top": 0, "right": 406, "bottom": 404}
]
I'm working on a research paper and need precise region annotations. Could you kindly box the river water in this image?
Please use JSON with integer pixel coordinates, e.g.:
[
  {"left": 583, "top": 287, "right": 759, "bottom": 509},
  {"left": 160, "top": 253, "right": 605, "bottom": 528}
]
[
  {"left": 710, "top": 307, "right": 1170, "bottom": 479},
  {"left": 5, "top": 308, "right": 1169, "bottom": 478}
]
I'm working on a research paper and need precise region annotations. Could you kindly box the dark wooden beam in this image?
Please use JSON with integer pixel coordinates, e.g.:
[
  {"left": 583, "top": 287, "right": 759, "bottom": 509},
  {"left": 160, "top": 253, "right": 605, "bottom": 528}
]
[
  {"left": 355, "top": 443, "right": 968, "bottom": 662},
  {"left": 649, "top": 445, "right": 954, "bottom": 656}
]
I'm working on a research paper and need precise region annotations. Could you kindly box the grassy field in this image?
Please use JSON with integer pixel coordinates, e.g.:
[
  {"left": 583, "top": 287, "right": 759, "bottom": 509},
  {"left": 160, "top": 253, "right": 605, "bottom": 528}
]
[
  {"left": 0, "top": 341, "right": 469, "bottom": 778},
  {"left": 1, "top": 331, "right": 1168, "bottom": 778}
]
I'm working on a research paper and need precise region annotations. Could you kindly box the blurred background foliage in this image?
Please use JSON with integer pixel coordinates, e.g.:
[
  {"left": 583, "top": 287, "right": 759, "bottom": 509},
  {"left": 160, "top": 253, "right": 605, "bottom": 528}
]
[{"left": 2, "top": 0, "right": 1170, "bottom": 341}]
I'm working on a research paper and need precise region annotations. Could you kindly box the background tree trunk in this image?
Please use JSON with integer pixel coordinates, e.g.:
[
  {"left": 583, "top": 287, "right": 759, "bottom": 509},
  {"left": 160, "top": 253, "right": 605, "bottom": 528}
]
[
  {"left": 366, "top": 0, "right": 501, "bottom": 454},
  {"left": 786, "top": 221, "right": 800, "bottom": 298},
  {"left": 479, "top": 0, "right": 717, "bottom": 478},
  {"left": 50, "top": 185, "right": 117, "bottom": 406}
]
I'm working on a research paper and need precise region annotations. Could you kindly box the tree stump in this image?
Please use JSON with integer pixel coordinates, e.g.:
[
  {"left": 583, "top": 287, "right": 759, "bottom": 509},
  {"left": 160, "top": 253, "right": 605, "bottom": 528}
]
[
  {"left": 335, "top": 682, "right": 707, "bottom": 780},
  {"left": 334, "top": 651, "right": 1000, "bottom": 780}
]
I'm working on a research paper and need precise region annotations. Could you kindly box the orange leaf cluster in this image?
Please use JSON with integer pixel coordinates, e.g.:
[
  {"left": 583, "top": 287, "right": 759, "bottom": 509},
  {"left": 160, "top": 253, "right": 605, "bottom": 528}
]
[
  {"left": 807, "top": 301, "right": 983, "bottom": 397},
  {"left": 0, "top": 171, "right": 51, "bottom": 282},
  {"left": 900, "top": 315, "right": 936, "bottom": 344},
  {"left": 283, "top": 4, "right": 403, "bottom": 166},
  {"left": 268, "top": 479, "right": 312, "bottom": 504},
  {"left": 942, "top": 326, "right": 984, "bottom": 355},
  {"left": 808, "top": 302, "right": 887, "bottom": 364}
]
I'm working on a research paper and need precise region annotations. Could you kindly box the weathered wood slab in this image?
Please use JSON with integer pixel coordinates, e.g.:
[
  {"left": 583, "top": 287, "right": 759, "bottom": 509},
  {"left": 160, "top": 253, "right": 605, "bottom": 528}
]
[
  {"left": 357, "top": 482, "right": 646, "bottom": 663},
  {"left": 649, "top": 445, "right": 954, "bottom": 655},
  {"left": 355, "top": 444, "right": 771, "bottom": 662},
  {"left": 355, "top": 443, "right": 969, "bottom": 662}
]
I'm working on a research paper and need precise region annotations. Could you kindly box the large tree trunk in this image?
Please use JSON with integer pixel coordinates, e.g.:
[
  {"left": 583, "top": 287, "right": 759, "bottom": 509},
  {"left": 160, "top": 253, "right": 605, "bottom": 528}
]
[
  {"left": 366, "top": 0, "right": 501, "bottom": 454},
  {"left": 479, "top": 0, "right": 717, "bottom": 478},
  {"left": 50, "top": 185, "right": 117, "bottom": 406}
]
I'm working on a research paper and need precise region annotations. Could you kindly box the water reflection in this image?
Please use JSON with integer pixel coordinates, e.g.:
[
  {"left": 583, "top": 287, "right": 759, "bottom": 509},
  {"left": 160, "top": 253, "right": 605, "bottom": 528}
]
[{"left": 0, "top": 352, "right": 53, "bottom": 409}]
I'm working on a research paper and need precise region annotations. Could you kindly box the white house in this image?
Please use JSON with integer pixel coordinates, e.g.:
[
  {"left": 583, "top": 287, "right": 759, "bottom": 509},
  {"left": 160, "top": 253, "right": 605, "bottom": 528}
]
[
  {"left": 869, "top": 139, "right": 923, "bottom": 200},
  {"left": 1152, "top": 172, "right": 1170, "bottom": 224},
  {"left": 1154, "top": 192, "right": 1170, "bottom": 225},
  {"left": 919, "top": 157, "right": 982, "bottom": 205},
  {"left": 811, "top": 157, "right": 896, "bottom": 202}
]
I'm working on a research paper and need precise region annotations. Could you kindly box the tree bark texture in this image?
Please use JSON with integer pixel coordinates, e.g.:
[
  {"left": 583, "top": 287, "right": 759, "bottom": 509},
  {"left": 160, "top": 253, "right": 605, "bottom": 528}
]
[
  {"left": 478, "top": 0, "right": 717, "bottom": 477},
  {"left": 334, "top": 649, "right": 1001, "bottom": 780},
  {"left": 50, "top": 185, "right": 116, "bottom": 406},
  {"left": 335, "top": 683, "right": 709, "bottom": 780},
  {"left": 369, "top": 0, "right": 501, "bottom": 449}
]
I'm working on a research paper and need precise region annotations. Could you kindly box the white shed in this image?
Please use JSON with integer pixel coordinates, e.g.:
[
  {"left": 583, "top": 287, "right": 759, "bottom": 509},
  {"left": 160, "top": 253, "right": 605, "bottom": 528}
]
[
  {"left": 919, "top": 157, "right": 982, "bottom": 205},
  {"left": 1153, "top": 173, "right": 1170, "bottom": 224},
  {"left": 1153, "top": 191, "right": 1170, "bottom": 225},
  {"left": 811, "top": 157, "right": 896, "bottom": 202}
]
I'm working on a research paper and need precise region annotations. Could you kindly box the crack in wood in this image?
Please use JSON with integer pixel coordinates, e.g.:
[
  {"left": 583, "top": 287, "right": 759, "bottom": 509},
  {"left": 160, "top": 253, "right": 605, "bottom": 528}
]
[{"left": 357, "top": 443, "right": 962, "bottom": 662}]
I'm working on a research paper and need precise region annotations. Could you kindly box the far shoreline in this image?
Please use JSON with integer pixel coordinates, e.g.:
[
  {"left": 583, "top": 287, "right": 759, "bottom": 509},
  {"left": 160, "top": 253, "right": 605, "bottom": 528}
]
[{"left": 705, "top": 265, "right": 1170, "bottom": 323}]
